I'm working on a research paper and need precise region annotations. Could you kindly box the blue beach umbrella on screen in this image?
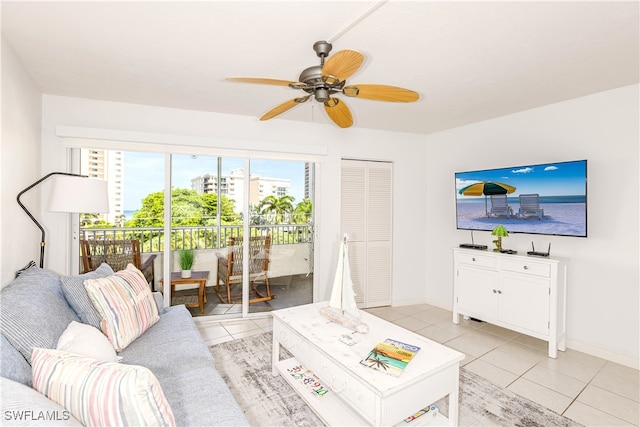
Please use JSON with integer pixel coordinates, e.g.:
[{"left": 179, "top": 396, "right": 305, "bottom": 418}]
[{"left": 458, "top": 182, "right": 516, "bottom": 215}]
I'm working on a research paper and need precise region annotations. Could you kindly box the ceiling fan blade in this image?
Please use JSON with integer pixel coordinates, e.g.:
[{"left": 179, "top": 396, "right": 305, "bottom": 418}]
[
  {"left": 343, "top": 84, "right": 419, "bottom": 102},
  {"left": 259, "top": 96, "right": 309, "bottom": 121},
  {"left": 227, "top": 77, "right": 297, "bottom": 86},
  {"left": 321, "top": 50, "right": 364, "bottom": 81},
  {"left": 324, "top": 98, "right": 353, "bottom": 128}
]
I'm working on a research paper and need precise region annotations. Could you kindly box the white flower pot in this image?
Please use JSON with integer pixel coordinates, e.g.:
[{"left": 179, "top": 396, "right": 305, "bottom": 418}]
[{"left": 181, "top": 269, "right": 192, "bottom": 279}]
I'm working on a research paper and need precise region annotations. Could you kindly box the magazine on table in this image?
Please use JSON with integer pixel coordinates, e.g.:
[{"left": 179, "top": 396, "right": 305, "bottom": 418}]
[{"left": 360, "top": 338, "right": 421, "bottom": 377}]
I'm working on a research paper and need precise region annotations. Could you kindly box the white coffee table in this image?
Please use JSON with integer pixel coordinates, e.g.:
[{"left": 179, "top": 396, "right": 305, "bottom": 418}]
[{"left": 272, "top": 302, "right": 464, "bottom": 426}]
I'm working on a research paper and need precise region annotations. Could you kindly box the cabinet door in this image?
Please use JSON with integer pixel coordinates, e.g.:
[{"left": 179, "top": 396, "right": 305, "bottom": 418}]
[
  {"left": 456, "top": 266, "right": 498, "bottom": 321},
  {"left": 498, "top": 273, "right": 550, "bottom": 336}
]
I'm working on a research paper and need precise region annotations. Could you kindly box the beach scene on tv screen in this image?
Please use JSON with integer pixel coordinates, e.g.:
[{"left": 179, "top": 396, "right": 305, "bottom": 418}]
[{"left": 455, "top": 160, "right": 587, "bottom": 237}]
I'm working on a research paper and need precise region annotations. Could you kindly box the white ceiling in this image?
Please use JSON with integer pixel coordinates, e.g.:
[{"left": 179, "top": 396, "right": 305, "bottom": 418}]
[{"left": 2, "top": 1, "right": 639, "bottom": 134}]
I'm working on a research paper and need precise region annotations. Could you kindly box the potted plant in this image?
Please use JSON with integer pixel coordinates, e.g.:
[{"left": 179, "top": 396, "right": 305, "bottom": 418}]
[
  {"left": 491, "top": 225, "right": 509, "bottom": 252},
  {"left": 178, "top": 249, "right": 194, "bottom": 278}
]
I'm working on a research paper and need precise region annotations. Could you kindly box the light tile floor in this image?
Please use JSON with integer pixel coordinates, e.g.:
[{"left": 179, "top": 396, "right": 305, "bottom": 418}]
[{"left": 196, "top": 303, "right": 639, "bottom": 426}]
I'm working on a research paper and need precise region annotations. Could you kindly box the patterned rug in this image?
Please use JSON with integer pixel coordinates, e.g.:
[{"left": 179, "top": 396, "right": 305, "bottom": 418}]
[{"left": 210, "top": 332, "right": 582, "bottom": 427}]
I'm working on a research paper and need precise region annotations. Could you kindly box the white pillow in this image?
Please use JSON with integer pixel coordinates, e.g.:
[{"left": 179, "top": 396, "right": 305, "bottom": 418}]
[{"left": 57, "top": 321, "right": 122, "bottom": 362}]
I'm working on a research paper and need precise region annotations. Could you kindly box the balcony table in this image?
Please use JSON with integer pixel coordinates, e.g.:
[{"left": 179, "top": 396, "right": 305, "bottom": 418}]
[{"left": 162, "top": 270, "right": 209, "bottom": 314}]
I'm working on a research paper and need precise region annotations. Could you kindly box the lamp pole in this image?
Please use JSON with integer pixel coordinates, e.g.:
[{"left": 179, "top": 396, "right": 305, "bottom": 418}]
[{"left": 16, "top": 172, "right": 86, "bottom": 268}]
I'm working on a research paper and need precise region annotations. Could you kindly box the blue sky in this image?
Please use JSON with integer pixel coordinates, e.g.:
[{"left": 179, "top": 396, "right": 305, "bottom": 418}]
[
  {"left": 455, "top": 160, "right": 587, "bottom": 198},
  {"left": 123, "top": 152, "right": 306, "bottom": 211}
]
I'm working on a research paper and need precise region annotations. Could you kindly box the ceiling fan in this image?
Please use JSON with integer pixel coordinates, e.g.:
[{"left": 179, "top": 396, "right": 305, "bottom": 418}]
[{"left": 227, "top": 40, "right": 419, "bottom": 128}]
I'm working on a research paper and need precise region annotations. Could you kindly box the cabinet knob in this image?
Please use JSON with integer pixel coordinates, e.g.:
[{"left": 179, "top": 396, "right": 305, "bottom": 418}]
[
  {"left": 498, "top": 290, "right": 502, "bottom": 294},
  {"left": 493, "top": 289, "right": 497, "bottom": 293},
  {"left": 523, "top": 265, "right": 529, "bottom": 270},
  {"left": 472, "top": 257, "right": 476, "bottom": 262}
]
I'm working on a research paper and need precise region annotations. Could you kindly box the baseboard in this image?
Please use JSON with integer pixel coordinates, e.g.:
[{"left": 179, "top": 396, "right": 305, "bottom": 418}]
[
  {"left": 391, "top": 297, "right": 450, "bottom": 311},
  {"left": 565, "top": 340, "right": 639, "bottom": 370},
  {"left": 391, "top": 298, "right": 639, "bottom": 370}
]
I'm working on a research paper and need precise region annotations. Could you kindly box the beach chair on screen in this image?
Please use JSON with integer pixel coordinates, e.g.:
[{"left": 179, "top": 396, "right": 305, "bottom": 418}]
[
  {"left": 488, "top": 194, "right": 511, "bottom": 218},
  {"left": 517, "top": 194, "right": 544, "bottom": 220}
]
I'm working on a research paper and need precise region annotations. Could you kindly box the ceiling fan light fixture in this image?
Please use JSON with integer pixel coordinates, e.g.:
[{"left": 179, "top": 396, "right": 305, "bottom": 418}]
[{"left": 315, "top": 88, "right": 330, "bottom": 103}]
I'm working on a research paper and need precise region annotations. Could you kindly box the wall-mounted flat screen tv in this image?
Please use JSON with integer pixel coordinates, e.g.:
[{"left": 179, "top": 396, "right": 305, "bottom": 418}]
[{"left": 455, "top": 160, "right": 587, "bottom": 237}]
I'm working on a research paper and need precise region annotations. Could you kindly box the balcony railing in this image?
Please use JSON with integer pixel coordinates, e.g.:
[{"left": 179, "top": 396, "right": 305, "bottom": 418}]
[{"left": 79, "top": 224, "right": 313, "bottom": 253}]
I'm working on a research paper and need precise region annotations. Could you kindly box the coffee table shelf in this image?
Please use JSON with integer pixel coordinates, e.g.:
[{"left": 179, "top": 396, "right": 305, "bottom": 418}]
[
  {"left": 272, "top": 302, "right": 464, "bottom": 426},
  {"left": 275, "top": 357, "right": 449, "bottom": 426}
]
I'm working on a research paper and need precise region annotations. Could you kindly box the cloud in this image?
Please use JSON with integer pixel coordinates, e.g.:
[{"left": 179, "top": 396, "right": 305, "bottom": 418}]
[
  {"left": 512, "top": 167, "right": 534, "bottom": 174},
  {"left": 456, "top": 178, "right": 481, "bottom": 190},
  {"left": 544, "top": 166, "right": 558, "bottom": 171}
]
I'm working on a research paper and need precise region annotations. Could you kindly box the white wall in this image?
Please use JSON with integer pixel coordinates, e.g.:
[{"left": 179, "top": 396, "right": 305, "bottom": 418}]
[
  {"left": 0, "top": 37, "right": 42, "bottom": 285},
  {"left": 3, "top": 71, "right": 636, "bottom": 366},
  {"left": 424, "top": 84, "right": 639, "bottom": 365},
  {"left": 39, "top": 95, "right": 427, "bottom": 306}
]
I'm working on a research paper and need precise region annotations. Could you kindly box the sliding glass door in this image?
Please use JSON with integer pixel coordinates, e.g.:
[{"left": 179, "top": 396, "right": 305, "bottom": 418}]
[{"left": 78, "top": 148, "right": 314, "bottom": 319}]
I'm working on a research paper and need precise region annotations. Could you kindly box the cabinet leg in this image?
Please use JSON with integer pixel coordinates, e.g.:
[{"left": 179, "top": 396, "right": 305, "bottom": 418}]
[
  {"left": 548, "top": 341, "right": 558, "bottom": 359},
  {"left": 452, "top": 311, "right": 460, "bottom": 325}
]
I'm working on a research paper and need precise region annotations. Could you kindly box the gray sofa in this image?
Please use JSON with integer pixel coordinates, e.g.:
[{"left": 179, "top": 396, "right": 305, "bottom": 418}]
[{"left": 0, "top": 265, "right": 249, "bottom": 426}]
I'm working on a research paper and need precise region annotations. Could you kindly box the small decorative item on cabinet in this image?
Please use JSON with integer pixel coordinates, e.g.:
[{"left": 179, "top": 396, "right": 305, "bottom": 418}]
[
  {"left": 491, "top": 225, "right": 509, "bottom": 252},
  {"left": 178, "top": 249, "right": 194, "bottom": 278}
]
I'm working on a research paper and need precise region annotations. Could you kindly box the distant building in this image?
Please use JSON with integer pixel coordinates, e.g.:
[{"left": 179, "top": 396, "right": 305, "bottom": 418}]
[
  {"left": 191, "top": 168, "right": 291, "bottom": 212},
  {"left": 304, "top": 162, "right": 314, "bottom": 200},
  {"left": 80, "top": 149, "right": 124, "bottom": 224}
]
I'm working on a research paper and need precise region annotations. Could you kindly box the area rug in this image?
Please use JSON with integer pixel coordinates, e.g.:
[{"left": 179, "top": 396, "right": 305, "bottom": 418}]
[{"left": 210, "top": 332, "right": 582, "bottom": 427}]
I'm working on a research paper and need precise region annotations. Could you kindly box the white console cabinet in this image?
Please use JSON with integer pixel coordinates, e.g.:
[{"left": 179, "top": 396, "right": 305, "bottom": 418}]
[{"left": 452, "top": 248, "right": 568, "bottom": 358}]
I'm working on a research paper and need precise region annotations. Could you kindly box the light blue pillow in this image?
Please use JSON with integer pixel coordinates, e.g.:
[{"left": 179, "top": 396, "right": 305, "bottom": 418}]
[
  {"left": 0, "top": 268, "right": 79, "bottom": 365},
  {"left": 0, "top": 333, "right": 32, "bottom": 386},
  {"left": 60, "top": 263, "right": 114, "bottom": 329}
]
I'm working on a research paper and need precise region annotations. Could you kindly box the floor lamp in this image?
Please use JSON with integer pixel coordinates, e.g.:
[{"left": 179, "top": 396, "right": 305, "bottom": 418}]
[{"left": 17, "top": 172, "right": 109, "bottom": 268}]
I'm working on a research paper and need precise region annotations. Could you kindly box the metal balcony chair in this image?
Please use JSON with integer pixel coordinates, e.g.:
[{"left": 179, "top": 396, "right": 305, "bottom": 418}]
[
  {"left": 215, "top": 235, "right": 274, "bottom": 304},
  {"left": 80, "top": 239, "right": 156, "bottom": 288}
]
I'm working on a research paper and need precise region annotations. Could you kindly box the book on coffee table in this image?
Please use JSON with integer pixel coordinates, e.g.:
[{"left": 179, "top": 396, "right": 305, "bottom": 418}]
[{"left": 360, "top": 338, "right": 420, "bottom": 377}]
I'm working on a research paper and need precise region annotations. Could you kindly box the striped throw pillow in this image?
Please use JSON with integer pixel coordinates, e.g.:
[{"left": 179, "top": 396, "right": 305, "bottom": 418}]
[
  {"left": 32, "top": 348, "right": 175, "bottom": 427},
  {"left": 84, "top": 264, "right": 159, "bottom": 351}
]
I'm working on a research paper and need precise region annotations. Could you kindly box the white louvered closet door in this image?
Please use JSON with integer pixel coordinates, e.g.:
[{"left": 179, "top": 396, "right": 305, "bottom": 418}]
[{"left": 341, "top": 159, "right": 392, "bottom": 308}]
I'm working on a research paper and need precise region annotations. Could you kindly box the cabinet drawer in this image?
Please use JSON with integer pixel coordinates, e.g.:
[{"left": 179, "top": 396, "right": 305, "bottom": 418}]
[
  {"left": 457, "top": 252, "right": 497, "bottom": 268},
  {"left": 501, "top": 259, "right": 551, "bottom": 277}
]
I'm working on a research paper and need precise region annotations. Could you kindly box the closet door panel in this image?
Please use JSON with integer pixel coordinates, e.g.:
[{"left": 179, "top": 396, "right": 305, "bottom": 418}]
[{"left": 340, "top": 159, "right": 392, "bottom": 308}]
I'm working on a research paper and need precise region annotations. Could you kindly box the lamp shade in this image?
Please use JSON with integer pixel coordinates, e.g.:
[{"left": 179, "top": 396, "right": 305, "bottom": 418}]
[{"left": 48, "top": 175, "right": 109, "bottom": 213}]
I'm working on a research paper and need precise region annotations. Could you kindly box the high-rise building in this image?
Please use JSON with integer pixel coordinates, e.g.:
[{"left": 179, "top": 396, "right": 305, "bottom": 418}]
[
  {"left": 191, "top": 168, "right": 290, "bottom": 213},
  {"left": 80, "top": 149, "right": 124, "bottom": 225}
]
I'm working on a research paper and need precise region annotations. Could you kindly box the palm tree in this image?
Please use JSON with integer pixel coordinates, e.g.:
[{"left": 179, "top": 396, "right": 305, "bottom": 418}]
[
  {"left": 292, "top": 198, "right": 312, "bottom": 224},
  {"left": 258, "top": 195, "right": 295, "bottom": 224}
]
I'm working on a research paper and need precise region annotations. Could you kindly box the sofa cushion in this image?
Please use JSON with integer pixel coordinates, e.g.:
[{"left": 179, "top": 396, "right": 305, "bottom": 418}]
[
  {"left": 0, "top": 333, "right": 32, "bottom": 387},
  {"left": 0, "top": 268, "right": 79, "bottom": 364},
  {"left": 32, "top": 348, "right": 175, "bottom": 427},
  {"left": 119, "top": 305, "right": 249, "bottom": 426},
  {"left": 84, "top": 264, "right": 159, "bottom": 351},
  {"left": 118, "top": 305, "right": 212, "bottom": 370},
  {"left": 0, "top": 377, "right": 82, "bottom": 426},
  {"left": 56, "top": 321, "right": 122, "bottom": 363},
  {"left": 60, "top": 263, "right": 114, "bottom": 329}
]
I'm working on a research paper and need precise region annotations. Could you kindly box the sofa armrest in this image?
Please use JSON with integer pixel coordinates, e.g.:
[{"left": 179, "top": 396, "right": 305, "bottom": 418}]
[{"left": 152, "top": 291, "right": 165, "bottom": 314}]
